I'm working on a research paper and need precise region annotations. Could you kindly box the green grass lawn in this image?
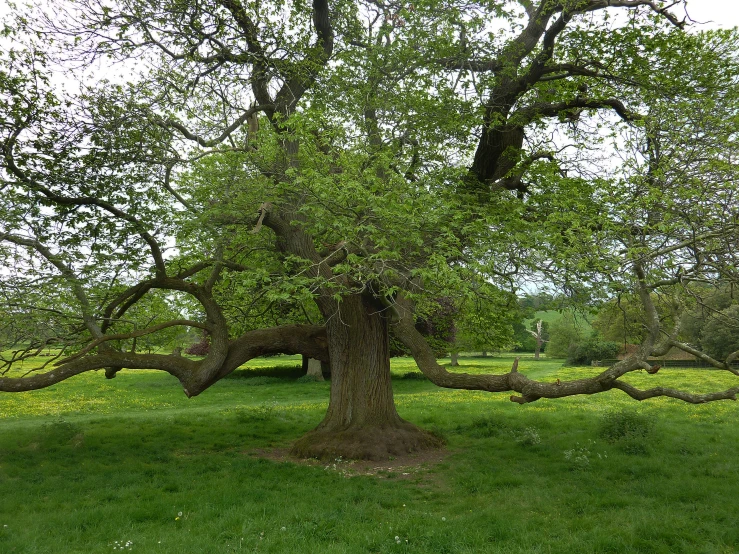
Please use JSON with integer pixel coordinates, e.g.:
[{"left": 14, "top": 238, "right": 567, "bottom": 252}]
[{"left": 1, "top": 354, "right": 738, "bottom": 553}]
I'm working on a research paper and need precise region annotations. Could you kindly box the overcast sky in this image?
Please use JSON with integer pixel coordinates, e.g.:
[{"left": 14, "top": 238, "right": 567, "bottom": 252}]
[{"left": 1, "top": 1, "right": 738, "bottom": 30}]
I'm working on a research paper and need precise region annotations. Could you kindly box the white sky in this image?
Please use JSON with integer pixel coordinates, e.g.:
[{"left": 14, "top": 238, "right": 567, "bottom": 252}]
[{"left": 683, "top": 0, "right": 739, "bottom": 28}]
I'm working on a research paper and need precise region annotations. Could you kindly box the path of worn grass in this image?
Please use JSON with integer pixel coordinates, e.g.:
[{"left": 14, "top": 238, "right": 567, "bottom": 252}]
[{"left": 1, "top": 355, "right": 738, "bottom": 553}]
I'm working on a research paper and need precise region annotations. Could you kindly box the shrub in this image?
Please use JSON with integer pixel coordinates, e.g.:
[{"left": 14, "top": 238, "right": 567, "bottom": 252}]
[
  {"left": 598, "top": 409, "right": 655, "bottom": 455},
  {"left": 398, "top": 371, "right": 427, "bottom": 380},
  {"left": 515, "top": 426, "right": 542, "bottom": 446},
  {"left": 185, "top": 335, "right": 210, "bottom": 356},
  {"left": 545, "top": 312, "right": 586, "bottom": 358},
  {"left": 567, "top": 338, "right": 620, "bottom": 365}
]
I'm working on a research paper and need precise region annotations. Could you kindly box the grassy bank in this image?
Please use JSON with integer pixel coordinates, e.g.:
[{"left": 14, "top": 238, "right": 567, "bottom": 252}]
[{"left": 1, "top": 355, "right": 738, "bottom": 553}]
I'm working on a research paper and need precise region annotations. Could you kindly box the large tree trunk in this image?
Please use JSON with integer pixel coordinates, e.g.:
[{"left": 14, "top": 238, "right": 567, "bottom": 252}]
[
  {"left": 291, "top": 294, "right": 441, "bottom": 460},
  {"left": 450, "top": 351, "right": 459, "bottom": 366}
]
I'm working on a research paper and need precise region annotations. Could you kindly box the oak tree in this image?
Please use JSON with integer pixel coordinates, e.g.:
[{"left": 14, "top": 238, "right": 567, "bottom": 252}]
[{"left": 2, "top": 0, "right": 739, "bottom": 459}]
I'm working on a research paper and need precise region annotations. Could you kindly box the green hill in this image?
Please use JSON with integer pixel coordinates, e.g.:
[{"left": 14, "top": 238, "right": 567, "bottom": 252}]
[{"left": 524, "top": 309, "right": 593, "bottom": 332}]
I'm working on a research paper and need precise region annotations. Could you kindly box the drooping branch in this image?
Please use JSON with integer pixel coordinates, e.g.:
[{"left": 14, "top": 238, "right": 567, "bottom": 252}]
[
  {"left": 393, "top": 294, "right": 618, "bottom": 401},
  {"left": 1, "top": 232, "right": 104, "bottom": 339},
  {"left": 215, "top": 324, "right": 328, "bottom": 381},
  {"left": 0, "top": 351, "right": 199, "bottom": 393},
  {"left": 1, "top": 145, "right": 168, "bottom": 276},
  {"left": 666, "top": 339, "right": 739, "bottom": 375},
  {"left": 56, "top": 319, "right": 209, "bottom": 366}
]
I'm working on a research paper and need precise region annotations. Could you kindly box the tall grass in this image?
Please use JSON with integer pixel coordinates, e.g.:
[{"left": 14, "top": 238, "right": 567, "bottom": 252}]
[{"left": 1, "top": 354, "right": 738, "bottom": 553}]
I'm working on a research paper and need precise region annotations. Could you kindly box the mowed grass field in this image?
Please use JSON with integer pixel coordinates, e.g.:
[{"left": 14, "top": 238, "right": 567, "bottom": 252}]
[{"left": 1, "top": 354, "right": 739, "bottom": 553}]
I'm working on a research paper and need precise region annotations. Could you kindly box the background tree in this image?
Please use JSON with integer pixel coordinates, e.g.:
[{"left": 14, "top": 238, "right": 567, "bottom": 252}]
[
  {"left": 447, "top": 285, "right": 518, "bottom": 362},
  {"left": 511, "top": 321, "right": 538, "bottom": 353},
  {"left": 527, "top": 320, "right": 548, "bottom": 360},
  {"left": 677, "top": 286, "right": 739, "bottom": 363},
  {"left": 544, "top": 312, "right": 587, "bottom": 359},
  {"left": 700, "top": 305, "right": 739, "bottom": 363},
  {"left": 567, "top": 338, "right": 621, "bottom": 366},
  {"left": 592, "top": 295, "right": 648, "bottom": 345},
  {"left": 2, "top": 1, "right": 739, "bottom": 460}
]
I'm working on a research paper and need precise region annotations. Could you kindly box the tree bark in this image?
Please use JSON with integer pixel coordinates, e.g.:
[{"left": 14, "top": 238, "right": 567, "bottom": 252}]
[
  {"left": 291, "top": 294, "right": 441, "bottom": 460},
  {"left": 450, "top": 351, "right": 460, "bottom": 366}
]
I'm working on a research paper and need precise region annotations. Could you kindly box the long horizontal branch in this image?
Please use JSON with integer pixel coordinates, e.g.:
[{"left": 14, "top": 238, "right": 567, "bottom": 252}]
[
  {"left": 612, "top": 381, "right": 738, "bottom": 403},
  {"left": 2, "top": 146, "right": 167, "bottom": 275},
  {"left": 392, "top": 294, "right": 737, "bottom": 405},
  {"left": 629, "top": 225, "right": 739, "bottom": 261},
  {"left": 214, "top": 324, "right": 328, "bottom": 382},
  {"left": 538, "top": 62, "right": 643, "bottom": 88},
  {"left": 516, "top": 97, "right": 640, "bottom": 124},
  {"left": 580, "top": 0, "right": 686, "bottom": 28},
  {"left": 0, "top": 323, "right": 328, "bottom": 397},
  {"left": 0, "top": 352, "right": 199, "bottom": 393},
  {"left": 437, "top": 57, "right": 501, "bottom": 72}
]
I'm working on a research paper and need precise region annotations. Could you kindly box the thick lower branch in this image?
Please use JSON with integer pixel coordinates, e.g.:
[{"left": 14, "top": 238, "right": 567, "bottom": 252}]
[
  {"left": 214, "top": 324, "right": 328, "bottom": 382},
  {"left": 612, "top": 381, "right": 739, "bottom": 403},
  {"left": 392, "top": 295, "right": 737, "bottom": 406},
  {"left": 0, "top": 324, "right": 328, "bottom": 397},
  {"left": 0, "top": 353, "right": 198, "bottom": 393}
]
